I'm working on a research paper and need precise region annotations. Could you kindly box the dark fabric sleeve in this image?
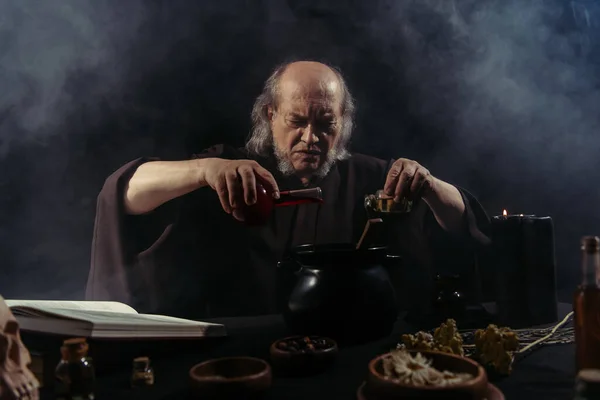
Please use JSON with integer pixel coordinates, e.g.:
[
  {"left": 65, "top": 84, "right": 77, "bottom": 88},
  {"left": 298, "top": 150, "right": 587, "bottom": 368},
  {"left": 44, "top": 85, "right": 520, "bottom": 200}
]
[
  {"left": 85, "top": 157, "right": 159, "bottom": 307},
  {"left": 381, "top": 157, "right": 491, "bottom": 311},
  {"left": 418, "top": 186, "right": 492, "bottom": 309},
  {"left": 85, "top": 145, "right": 233, "bottom": 311},
  {"left": 424, "top": 187, "right": 492, "bottom": 270}
]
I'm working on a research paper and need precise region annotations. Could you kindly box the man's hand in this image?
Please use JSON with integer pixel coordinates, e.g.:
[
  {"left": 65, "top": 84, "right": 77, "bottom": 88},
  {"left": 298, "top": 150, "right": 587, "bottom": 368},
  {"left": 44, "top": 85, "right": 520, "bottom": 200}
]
[
  {"left": 203, "top": 159, "right": 280, "bottom": 221},
  {"left": 383, "top": 158, "right": 435, "bottom": 202},
  {"left": 382, "top": 158, "right": 467, "bottom": 234}
]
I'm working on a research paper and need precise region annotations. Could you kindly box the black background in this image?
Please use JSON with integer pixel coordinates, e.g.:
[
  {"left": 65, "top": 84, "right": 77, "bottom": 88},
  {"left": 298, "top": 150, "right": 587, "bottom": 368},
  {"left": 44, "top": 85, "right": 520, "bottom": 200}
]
[{"left": 1, "top": 0, "right": 599, "bottom": 303}]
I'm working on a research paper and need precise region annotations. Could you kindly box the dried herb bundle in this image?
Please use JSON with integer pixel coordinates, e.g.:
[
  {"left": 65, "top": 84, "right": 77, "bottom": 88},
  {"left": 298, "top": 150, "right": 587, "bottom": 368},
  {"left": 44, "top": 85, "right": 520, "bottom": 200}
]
[{"left": 396, "top": 312, "right": 575, "bottom": 376}]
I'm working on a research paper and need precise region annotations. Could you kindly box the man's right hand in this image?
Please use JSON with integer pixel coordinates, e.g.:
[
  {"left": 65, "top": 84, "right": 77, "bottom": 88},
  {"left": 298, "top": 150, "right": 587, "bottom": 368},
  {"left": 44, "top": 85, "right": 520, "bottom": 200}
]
[{"left": 202, "top": 159, "right": 280, "bottom": 220}]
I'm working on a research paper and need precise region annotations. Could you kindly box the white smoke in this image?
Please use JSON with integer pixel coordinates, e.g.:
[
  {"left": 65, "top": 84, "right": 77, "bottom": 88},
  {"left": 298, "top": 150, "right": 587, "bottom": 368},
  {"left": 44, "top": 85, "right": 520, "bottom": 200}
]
[
  {"left": 367, "top": 0, "right": 600, "bottom": 296},
  {"left": 456, "top": 0, "right": 600, "bottom": 172},
  {"left": 0, "top": 0, "right": 146, "bottom": 156},
  {"left": 368, "top": 0, "right": 600, "bottom": 187}
]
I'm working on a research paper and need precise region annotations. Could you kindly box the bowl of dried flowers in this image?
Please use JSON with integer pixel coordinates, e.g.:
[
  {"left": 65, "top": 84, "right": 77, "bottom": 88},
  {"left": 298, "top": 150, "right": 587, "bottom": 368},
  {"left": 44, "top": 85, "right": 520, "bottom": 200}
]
[{"left": 365, "top": 349, "right": 488, "bottom": 400}]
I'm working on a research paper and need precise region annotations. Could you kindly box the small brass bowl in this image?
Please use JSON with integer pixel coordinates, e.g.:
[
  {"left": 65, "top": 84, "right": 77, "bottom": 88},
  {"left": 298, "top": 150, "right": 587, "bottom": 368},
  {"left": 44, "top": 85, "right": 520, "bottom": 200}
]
[{"left": 364, "top": 190, "right": 413, "bottom": 214}]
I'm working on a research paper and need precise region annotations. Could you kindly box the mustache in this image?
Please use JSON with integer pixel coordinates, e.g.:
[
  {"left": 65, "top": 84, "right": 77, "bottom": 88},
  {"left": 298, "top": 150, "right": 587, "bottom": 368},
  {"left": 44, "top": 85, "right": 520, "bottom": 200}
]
[{"left": 294, "top": 146, "right": 322, "bottom": 155}]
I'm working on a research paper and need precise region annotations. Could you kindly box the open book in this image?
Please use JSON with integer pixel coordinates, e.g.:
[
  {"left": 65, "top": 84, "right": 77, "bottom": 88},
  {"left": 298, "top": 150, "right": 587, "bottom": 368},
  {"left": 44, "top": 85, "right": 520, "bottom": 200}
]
[{"left": 6, "top": 300, "right": 227, "bottom": 339}]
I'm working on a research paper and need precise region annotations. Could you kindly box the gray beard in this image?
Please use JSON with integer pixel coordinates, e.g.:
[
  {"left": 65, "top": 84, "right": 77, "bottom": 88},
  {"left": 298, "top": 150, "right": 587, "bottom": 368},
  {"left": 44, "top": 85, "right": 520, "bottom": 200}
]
[{"left": 273, "top": 146, "right": 336, "bottom": 182}]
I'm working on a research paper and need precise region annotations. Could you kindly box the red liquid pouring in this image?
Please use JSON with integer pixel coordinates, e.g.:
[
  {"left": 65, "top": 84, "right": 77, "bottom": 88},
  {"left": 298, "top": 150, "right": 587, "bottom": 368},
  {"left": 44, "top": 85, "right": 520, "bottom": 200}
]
[{"left": 240, "top": 184, "right": 323, "bottom": 226}]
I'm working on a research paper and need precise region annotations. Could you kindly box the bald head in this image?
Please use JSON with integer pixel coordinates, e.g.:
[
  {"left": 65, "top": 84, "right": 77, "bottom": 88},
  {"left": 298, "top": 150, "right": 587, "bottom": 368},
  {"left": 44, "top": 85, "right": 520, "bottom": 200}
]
[
  {"left": 278, "top": 61, "right": 342, "bottom": 110},
  {"left": 281, "top": 61, "right": 340, "bottom": 81}
]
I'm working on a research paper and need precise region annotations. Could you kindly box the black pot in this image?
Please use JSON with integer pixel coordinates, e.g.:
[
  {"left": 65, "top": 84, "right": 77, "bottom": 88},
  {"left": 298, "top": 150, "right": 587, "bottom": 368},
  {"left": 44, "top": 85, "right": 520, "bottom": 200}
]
[{"left": 277, "top": 243, "right": 400, "bottom": 344}]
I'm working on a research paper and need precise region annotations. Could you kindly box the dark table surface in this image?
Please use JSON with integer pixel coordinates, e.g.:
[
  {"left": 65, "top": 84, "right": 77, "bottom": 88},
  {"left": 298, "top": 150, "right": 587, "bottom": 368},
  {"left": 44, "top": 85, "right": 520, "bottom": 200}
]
[{"left": 40, "top": 304, "right": 576, "bottom": 400}]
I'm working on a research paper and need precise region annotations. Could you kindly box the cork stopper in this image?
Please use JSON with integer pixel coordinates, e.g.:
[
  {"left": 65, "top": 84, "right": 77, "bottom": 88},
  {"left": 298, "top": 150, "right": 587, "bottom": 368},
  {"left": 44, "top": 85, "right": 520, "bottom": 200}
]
[
  {"left": 60, "top": 338, "right": 89, "bottom": 361},
  {"left": 133, "top": 357, "right": 150, "bottom": 369},
  {"left": 63, "top": 338, "right": 86, "bottom": 346},
  {"left": 576, "top": 369, "right": 600, "bottom": 396},
  {"left": 581, "top": 236, "right": 600, "bottom": 253}
]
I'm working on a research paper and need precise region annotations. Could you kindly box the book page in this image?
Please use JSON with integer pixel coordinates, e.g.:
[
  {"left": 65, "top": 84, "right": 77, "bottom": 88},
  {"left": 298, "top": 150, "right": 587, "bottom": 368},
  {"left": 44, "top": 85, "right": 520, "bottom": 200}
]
[
  {"left": 7, "top": 300, "right": 226, "bottom": 337},
  {"left": 5, "top": 300, "right": 138, "bottom": 314},
  {"left": 42, "top": 309, "right": 205, "bottom": 327},
  {"left": 14, "top": 307, "right": 225, "bottom": 333}
]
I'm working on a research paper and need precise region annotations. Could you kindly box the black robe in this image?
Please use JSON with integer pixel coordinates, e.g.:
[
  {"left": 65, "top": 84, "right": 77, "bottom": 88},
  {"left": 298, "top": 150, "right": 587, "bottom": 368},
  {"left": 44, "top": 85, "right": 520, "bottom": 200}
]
[{"left": 85, "top": 145, "right": 491, "bottom": 319}]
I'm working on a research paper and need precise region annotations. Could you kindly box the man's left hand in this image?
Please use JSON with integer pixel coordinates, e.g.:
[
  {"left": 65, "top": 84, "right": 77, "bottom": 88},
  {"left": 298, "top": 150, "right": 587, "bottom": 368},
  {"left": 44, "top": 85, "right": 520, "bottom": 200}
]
[{"left": 383, "top": 158, "right": 435, "bottom": 202}]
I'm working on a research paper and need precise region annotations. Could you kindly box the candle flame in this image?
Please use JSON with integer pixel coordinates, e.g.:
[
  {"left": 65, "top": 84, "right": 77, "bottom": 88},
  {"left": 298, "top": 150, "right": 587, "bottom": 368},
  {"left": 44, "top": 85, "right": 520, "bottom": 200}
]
[{"left": 503, "top": 209, "right": 507, "bottom": 216}]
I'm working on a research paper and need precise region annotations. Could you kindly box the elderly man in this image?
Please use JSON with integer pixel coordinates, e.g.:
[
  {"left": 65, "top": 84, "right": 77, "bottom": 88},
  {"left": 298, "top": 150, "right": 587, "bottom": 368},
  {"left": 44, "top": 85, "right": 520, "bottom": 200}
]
[{"left": 86, "top": 61, "right": 490, "bottom": 319}]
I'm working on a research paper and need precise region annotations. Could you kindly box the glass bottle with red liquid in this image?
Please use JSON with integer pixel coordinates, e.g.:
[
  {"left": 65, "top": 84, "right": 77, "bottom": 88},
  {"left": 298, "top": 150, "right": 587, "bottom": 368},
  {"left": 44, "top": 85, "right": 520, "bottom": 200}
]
[
  {"left": 239, "top": 181, "right": 323, "bottom": 226},
  {"left": 574, "top": 236, "right": 600, "bottom": 372}
]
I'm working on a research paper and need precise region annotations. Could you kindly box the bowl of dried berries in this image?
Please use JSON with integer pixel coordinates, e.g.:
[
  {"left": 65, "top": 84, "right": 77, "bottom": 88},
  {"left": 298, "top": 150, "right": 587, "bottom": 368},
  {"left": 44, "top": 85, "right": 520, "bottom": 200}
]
[{"left": 269, "top": 335, "right": 338, "bottom": 376}]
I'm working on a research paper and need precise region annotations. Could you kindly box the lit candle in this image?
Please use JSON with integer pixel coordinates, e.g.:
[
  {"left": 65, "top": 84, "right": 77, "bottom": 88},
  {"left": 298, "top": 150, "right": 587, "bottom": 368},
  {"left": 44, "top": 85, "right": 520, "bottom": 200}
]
[{"left": 490, "top": 210, "right": 558, "bottom": 327}]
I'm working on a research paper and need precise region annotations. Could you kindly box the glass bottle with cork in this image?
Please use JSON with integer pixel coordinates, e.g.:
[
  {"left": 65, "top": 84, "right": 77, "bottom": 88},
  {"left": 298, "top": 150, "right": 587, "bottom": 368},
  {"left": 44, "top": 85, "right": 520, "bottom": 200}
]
[
  {"left": 574, "top": 236, "right": 600, "bottom": 372},
  {"left": 55, "top": 338, "right": 95, "bottom": 400}
]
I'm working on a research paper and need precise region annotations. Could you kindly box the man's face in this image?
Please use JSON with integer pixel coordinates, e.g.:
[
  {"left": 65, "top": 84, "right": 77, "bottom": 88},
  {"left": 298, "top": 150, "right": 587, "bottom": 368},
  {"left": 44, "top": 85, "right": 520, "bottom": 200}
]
[{"left": 268, "top": 71, "right": 343, "bottom": 181}]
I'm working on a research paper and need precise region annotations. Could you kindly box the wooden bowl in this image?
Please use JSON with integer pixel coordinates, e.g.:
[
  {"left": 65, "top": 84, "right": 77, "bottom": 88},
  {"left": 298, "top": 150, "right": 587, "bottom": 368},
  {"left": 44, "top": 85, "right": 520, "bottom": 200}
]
[
  {"left": 366, "top": 351, "right": 488, "bottom": 400},
  {"left": 189, "top": 357, "right": 272, "bottom": 399},
  {"left": 357, "top": 381, "right": 505, "bottom": 400},
  {"left": 270, "top": 335, "right": 338, "bottom": 376}
]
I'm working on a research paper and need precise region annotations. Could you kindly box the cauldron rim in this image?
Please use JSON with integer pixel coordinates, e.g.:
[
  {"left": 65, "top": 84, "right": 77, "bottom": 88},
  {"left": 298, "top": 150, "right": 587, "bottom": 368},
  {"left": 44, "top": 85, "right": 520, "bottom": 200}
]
[
  {"left": 293, "top": 243, "right": 386, "bottom": 253},
  {"left": 287, "top": 243, "right": 398, "bottom": 268}
]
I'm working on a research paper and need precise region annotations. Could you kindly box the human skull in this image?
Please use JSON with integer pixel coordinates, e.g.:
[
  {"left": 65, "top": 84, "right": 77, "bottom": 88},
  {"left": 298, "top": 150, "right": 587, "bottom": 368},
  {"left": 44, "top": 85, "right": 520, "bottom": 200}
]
[{"left": 0, "top": 296, "right": 39, "bottom": 400}]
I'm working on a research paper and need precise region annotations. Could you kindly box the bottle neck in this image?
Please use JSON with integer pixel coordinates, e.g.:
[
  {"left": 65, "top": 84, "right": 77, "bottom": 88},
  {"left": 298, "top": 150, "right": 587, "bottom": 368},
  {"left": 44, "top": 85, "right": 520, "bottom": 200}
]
[
  {"left": 60, "top": 341, "right": 89, "bottom": 362},
  {"left": 582, "top": 251, "right": 600, "bottom": 287},
  {"left": 275, "top": 187, "right": 323, "bottom": 207},
  {"left": 61, "top": 349, "right": 87, "bottom": 363}
]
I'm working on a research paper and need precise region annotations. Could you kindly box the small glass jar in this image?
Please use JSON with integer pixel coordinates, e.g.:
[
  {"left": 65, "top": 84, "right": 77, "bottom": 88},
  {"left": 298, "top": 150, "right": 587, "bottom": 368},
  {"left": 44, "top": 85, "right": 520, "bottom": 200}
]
[
  {"left": 55, "top": 338, "right": 95, "bottom": 400},
  {"left": 131, "top": 356, "right": 154, "bottom": 388},
  {"left": 364, "top": 189, "right": 413, "bottom": 216}
]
